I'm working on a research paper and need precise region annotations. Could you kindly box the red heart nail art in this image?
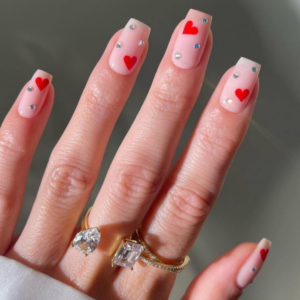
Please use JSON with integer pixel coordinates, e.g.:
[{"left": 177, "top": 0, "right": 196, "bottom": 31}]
[
  {"left": 235, "top": 88, "right": 250, "bottom": 102},
  {"left": 260, "top": 248, "right": 269, "bottom": 261},
  {"left": 124, "top": 56, "right": 137, "bottom": 70},
  {"left": 183, "top": 20, "right": 198, "bottom": 35},
  {"left": 35, "top": 77, "right": 50, "bottom": 91}
]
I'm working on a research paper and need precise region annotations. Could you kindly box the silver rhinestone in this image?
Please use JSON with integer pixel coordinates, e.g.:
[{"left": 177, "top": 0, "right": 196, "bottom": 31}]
[
  {"left": 194, "top": 43, "right": 200, "bottom": 49},
  {"left": 139, "top": 40, "right": 145, "bottom": 46},
  {"left": 203, "top": 18, "right": 208, "bottom": 24},
  {"left": 116, "top": 42, "right": 122, "bottom": 48},
  {"left": 252, "top": 67, "right": 257, "bottom": 72},
  {"left": 233, "top": 73, "right": 239, "bottom": 79},
  {"left": 29, "top": 105, "right": 36, "bottom": 110},
  {"left": 175, "top": 53, "right": 181, "bottom": 59},
  {"left": 252, "top": 267, "right": 257, "bottom": 272},
  {"left": 129, "top": 24, "right": 135, "bottom": 30},
  {"left": 27, "top": 86, "right": 33, "bottom": 92},
  {"left": 225, "top": 98, "right": 233, "bottom": 104}
]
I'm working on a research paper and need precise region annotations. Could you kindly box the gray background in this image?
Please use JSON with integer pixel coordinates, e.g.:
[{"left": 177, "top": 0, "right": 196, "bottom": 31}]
[{"left": 0, "top": 0, "right": 299, "bottom": 299}]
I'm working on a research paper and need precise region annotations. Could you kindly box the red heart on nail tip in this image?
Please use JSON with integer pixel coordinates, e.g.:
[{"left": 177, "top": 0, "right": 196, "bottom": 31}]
[
  {"left": 183, "top": 20, "right": 198, "bottom": 35},
  {"left": 124, "top": 55, "right": 137, "bottom": 70},
  {"left": 235, "top": 88, "right": 249, "bottom": 102},
  {"left": 35, "top": 77, "right": 50, "bottom": 91},
  {"left": 260, "top": 248, "right": 269, "bottom": 261}
]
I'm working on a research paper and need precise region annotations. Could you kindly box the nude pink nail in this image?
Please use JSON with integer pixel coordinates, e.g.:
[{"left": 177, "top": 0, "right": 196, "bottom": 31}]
[
  {"left": 18, "top": 70, "right": 52, "bottom": 118},
  {"left": 172, "top": 9, "right": 212, "bottom": 69},
  {"left": 109, "top": 18, "right": 151, "bottom": 75},
  {"left": 220, "top": 57, "right": 261, "bottom": 113},
  {"left": 236, "top": 238, "right": 272, "bottom": 289}
]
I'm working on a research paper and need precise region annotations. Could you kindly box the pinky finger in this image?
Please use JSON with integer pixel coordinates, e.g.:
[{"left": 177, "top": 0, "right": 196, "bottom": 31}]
[
  {"left": 182, "top": 238, "right": 272, "bottom": 300},
  {"left": 0, "top": 70, "right": 54, "bottom": 255}
]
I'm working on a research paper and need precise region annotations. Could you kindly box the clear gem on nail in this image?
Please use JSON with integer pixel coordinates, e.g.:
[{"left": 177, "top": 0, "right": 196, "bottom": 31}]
[
  {"left": 129, "top": 24, "right": 135, "bottom": 30},
  {"left": 202, "top": 18, "right": 208, "bottom": 24},
  {"left": 29, "top": 105, "right": 36, "bottom": 110},
  {"left": 27, "top": 86, "right": 33, "bottom": 92},
  {"left": 233, "top": 73, "right": 239, "bottom": 79},
  {"left": 194, "top": 43, "right": 200, "bottom": 49},
  {"left": 112, "top": 240, "right": 144, "bottom": 268},
  {"left": 252, "top": 67, "right": 257, "bottom": 72},
  {"left": 252, "top": 267, "right": 257, "bottom": 272},
  {"left": 116, "top": 42, "right": 122, "bottom": 48},
  {"left": 225, "top": 98, "right": 233, "bottom": 104},
  {"left": 139, "top": 40, "right": 145, "bottom": 46},
  {"left": 175, "top": 53, "right": 181, "bottom": 59}
]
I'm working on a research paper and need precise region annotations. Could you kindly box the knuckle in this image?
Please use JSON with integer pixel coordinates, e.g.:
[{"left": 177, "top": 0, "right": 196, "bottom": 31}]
[
  {"left": 109, "top": 164, "right": 163, "bottom": 210},
  {"left": 150, "top": 69, "right": 193, "bottom": 115},
  {"left": 196, "top": 110, "right": 237, "bottom": 163},
  {"left": 45, "top": 162, "right": 94, "bottom": 207},
  {"left": 0, "top": 131, "right": 30, "bottom": 161},
  {"left": 82, "top": 69, "right": 123, "bottom": 118},
  {"left": 165, "top": 184, "right": 212, "bottom": 229}
]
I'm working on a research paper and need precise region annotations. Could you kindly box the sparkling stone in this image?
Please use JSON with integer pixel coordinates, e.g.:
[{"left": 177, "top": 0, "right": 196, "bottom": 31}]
[
  {"left": 252, "top": 267, "right": 257, "bottom": 272},
  {"left": 29, "top": 104, "right": 36, "bottom": 110},
  {"left": 225, "top": 98, "right": 233, "bottom": 104},
  {"left": 202, "top": 18, "right": 208, "bottom": 24},
  {"left": 113, "top": 241, "right": 144, "bottom": 268},
  {"left": 72, "top": 228, "right": 100, "bottom": 256},
  {"left": 233, "top": 73, "right": 239, "bottom": 79},
  {"left": 139, "top": 40, "right": 145, "bottom": 46},
  {"left": 175, "top": 53, "right": 181, "bottom": 59},
  {"left": 129, "top": 24, "right": 135, "bottom": 30},
  {"left": 194, "top": 43, "right": 200, "bottom": 49},
  {"left": 116, "top": 42, "right": 122, "bottom": 48},
  {"left": 252, "top": 67, "right": 257, "bottom": 72},
  {"left": 27, "top": 86, "right": 33, "bottom": 91}
]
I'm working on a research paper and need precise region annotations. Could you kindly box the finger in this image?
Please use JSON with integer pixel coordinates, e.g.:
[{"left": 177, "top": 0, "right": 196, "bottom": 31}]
[
  {"left": 182, "top": 239, "right": 272, "bottom": 300},
  {"left": 142, "top": 57, "right": 261, "bottom": 263},
  {"left": 59, "top": 9, "right": 213, "bottom": 292},
  {"left": 0, "top": 70, "right": 54, "bottom": 255},
  {"left": 8, "top": 19, "right": 150, "bottom": 267}
]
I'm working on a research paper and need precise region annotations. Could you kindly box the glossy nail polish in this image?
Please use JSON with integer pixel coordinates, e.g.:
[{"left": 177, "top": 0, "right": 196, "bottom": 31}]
[
  {"left": 172, "top": 9, "right": 212, "bottom": 69},
  {"left": 109, "top": 18, "right": 151, "bottom": 75},
  {"left": 236, "top": 238, "right": 272, "bottom": 288},
  {"left": 18, "top": 70, "right": 52, "bottom": 118},
  {"left": 220, "top": 57, "right": 261, "bottom": 113}
]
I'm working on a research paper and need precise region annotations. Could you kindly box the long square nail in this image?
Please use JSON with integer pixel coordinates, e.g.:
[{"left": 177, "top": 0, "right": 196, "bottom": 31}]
[
  {"left": 172, "top": 9, "right": 212, "bottom": 69},
  {"left": 109, "top": 18, "right": 151, "bottom": 75},
  {"left": 18, "top": 70, "right": 52, "bottom": 118},
  {"left": 220, "top": 57, "right": 261, "bottom": 113},
  {"left": 236, "top": 238, "right": 272, "bottom": 288}
]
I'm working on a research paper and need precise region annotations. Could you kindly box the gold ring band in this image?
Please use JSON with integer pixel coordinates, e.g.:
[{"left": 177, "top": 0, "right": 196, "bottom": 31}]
[{"left": 112, "top": 228, "right": 190, "bottom": 273}]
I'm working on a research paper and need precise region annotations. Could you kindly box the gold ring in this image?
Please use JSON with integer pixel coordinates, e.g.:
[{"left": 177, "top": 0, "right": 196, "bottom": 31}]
[
  {"left": 112, "top": 228, "right": 190, "bottom": 273},
  {"left": 71, "top": 206, "right": 101, "bottom": 256}
]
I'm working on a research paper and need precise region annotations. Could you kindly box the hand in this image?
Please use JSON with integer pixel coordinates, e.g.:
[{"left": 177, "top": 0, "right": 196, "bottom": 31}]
[{"left": 0, "top": 9, "right": 270, "bottom": 300}]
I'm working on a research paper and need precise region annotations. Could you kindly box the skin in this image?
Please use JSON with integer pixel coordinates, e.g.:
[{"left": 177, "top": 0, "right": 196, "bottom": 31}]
[{"left": 0, "top": 18, "right": 260, "bottom": 300}]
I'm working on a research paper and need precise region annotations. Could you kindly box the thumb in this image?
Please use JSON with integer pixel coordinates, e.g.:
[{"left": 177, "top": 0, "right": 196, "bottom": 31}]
[{"left": 182, "top": 238, "right": 272, "bottom": 300}]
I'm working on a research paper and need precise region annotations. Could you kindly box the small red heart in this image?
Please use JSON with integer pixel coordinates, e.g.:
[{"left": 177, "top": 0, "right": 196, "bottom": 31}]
[
  {"left": 235, "top": 88, "right": 250, "bottom": 102},
  {"left": 183, "top": 20, "right": 198, "bottom": 35},
  {"left": 35, "top": 77, "right": 50, "bottom": 91},
  {"left": 260, "top": 248, "right": 269, "bottom": 261},
  {"left": 124, "top": 56, "right": 137, "bottom": 70}
]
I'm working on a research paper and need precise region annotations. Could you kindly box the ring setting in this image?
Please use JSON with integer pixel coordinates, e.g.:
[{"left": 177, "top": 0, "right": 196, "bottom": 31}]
[{"left": 71, "top": 207, "right": 101, "bottom": 256}]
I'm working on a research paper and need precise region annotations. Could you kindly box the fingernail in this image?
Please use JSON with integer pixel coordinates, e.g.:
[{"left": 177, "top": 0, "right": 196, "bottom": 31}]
[
  {"left": 18, "top": 70, "right": 52, "bottom": 118},
  {"left": 109, "top": 18, "right": 151, "bottom": 75},
  {"left": 236, "top": 238, "right": 272, "bottom": 289},
  {"left": 172, "top": 9, "right": 212, "bottom": 69},
  {"left": 220, "top": 57, "right": 261, "bottom": 113}
]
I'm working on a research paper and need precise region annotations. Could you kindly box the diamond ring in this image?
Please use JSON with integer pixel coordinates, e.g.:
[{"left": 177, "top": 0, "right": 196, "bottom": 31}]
[
  {"left": 71, "top": 207, "right": 101, "bottom": 256},
  {"left": 111, "top": 228, "right": 190, "bottom": 273}
]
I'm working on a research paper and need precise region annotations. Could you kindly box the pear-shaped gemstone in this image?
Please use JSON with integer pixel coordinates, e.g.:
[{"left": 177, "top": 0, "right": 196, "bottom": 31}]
[{"left": 71, "top": 228, "right": 100, "bottom": 256}]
